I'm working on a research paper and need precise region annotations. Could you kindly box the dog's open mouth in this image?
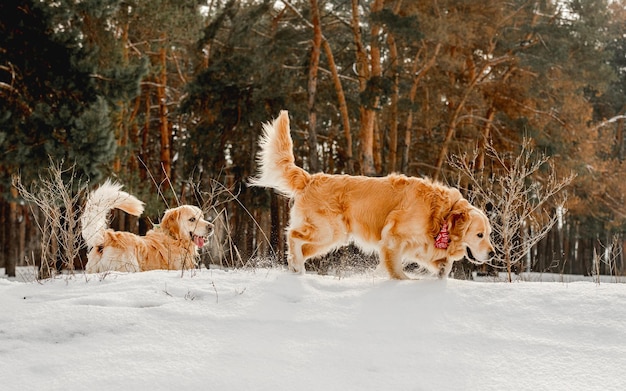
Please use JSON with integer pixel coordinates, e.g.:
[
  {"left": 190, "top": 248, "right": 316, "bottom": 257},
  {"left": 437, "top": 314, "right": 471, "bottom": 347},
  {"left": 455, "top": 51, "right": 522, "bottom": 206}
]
[{"left": 192, "top": 233, "right": 208, "bottom": 247}]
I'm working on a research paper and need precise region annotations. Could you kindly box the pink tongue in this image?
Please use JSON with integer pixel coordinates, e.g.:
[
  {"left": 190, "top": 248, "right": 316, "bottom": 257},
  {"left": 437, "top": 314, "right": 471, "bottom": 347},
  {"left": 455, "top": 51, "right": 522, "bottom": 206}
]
[{"left": 194, "top": 236, "right": 205, "bottom": 247}]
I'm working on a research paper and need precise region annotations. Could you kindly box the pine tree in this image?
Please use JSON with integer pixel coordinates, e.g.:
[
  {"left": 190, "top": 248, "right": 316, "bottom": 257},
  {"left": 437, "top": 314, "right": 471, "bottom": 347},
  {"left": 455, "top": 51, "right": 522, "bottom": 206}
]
[
  {"left": 0, "top": 0, "right": 143, "bottom": 275},
  {"left": 106, "top": 0, "right": 205, "bottom": 206},
  {"left": 574, "top": 1, "right": 626, "bottom": 239},
  {"left": 0, "top": 0, "right": 127, "bottom": 185}
]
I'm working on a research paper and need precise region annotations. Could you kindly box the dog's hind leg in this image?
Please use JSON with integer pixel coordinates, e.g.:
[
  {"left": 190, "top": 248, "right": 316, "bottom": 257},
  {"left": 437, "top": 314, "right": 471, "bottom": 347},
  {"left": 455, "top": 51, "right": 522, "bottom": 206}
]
[
  {"left": 287, "top": 221, "right": 343, "bottom": 274},
  {"left": 287, "top": 233, "right": 306, "bottom": 274}
]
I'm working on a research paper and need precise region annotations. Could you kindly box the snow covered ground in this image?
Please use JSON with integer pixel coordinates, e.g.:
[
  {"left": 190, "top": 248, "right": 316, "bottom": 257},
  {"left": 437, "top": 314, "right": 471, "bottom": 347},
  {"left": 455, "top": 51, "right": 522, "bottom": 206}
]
[{"left": 1, "top": 266, "right": 625, "bottom": 391}]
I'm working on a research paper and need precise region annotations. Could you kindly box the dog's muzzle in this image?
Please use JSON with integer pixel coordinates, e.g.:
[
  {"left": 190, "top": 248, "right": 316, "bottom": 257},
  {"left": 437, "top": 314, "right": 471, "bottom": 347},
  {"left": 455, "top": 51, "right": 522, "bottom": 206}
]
[
  {"left": 466, "top": 247, "right": 496, "bottom": 264},
  {"left": 191, "top": 224, "right": 214, "bottom": 248},
  {"left": 466, "top": 247, "right": 483, "bottom": 264}
]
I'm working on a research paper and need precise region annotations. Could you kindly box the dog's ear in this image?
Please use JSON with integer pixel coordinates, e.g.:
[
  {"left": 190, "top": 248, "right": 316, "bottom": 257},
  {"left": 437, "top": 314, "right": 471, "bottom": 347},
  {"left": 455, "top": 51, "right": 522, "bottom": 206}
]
[
  {"left": 428, "top": 189, "right": 457, "bottom": 238},
  {"left": 160, "top": 208, "right": 181, "bottom": 239},
  {"left": 448, "top": 199, "right": 471, "bottom": 239}
]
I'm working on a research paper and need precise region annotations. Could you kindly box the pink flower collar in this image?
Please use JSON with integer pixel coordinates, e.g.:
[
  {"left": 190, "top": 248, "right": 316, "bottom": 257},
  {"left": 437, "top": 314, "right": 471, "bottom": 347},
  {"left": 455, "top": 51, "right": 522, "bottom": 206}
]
[{"left": 434, "top": 222, "right": 450, "bottom": 249}]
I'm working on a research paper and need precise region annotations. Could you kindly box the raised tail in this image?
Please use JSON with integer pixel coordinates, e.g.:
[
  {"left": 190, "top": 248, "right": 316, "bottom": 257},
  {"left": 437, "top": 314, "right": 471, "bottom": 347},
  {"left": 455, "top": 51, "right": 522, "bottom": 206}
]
[
  {"left": 81, "top": 180, "right": 145, "bottom": 249},
  {"left": 249, "top": 110, "right": 311, "bottom": 196}
]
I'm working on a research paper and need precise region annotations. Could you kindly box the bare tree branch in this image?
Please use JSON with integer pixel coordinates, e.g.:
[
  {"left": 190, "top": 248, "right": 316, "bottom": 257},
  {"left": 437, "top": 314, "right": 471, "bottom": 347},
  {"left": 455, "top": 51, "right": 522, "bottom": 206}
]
[{"left": 450, "top": 138, "right": 575, "bottom": 281}]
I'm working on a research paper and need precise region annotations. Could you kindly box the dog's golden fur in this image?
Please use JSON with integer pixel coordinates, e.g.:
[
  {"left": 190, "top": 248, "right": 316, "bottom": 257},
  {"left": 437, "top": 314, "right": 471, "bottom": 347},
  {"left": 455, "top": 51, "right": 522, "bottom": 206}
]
[
  {"left": 81, "top": 181, "right": 213, "bottom": 273},
  {"left": 250, "top": 111, "right": 495, "bottom": 279}
]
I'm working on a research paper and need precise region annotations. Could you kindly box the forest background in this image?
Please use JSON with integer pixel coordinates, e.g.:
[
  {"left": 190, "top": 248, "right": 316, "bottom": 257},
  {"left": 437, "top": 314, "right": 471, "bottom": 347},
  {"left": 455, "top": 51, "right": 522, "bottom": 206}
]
[{"left": 1, "top": 0, "right": 626, "bottom": 279}]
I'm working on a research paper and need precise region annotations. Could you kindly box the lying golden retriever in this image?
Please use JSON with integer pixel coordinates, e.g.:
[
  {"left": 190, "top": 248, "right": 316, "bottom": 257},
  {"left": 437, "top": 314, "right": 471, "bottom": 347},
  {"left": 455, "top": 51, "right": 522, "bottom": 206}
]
[
  {"left": 250, "top": 111, "right": 495, "bottom": 279},
  {"left": 81, "top": 180, "right": 213, "bottom": 273}
]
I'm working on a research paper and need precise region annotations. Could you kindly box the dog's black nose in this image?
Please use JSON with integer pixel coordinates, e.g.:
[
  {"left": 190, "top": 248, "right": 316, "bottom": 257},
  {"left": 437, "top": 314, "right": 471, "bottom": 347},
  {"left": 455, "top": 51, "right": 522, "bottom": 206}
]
[{"left": 488, "top": 251, "right": 495, "bottom": 258}]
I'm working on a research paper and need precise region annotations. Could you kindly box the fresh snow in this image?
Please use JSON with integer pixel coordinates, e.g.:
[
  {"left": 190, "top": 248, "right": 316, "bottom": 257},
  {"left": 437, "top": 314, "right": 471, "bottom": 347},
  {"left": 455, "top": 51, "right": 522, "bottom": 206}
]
[{"left": 1, "top": 267, "right": 625, "bottom": 391}]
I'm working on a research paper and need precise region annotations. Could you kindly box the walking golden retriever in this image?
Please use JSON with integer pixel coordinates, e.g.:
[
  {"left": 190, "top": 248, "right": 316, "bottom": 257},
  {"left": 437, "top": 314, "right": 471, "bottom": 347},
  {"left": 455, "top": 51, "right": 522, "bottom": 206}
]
[
  {"left": 250, "top": 111, "right": 495, "bottom": 279},
  {"left": 81, "top": 181, "right": 213, "bottom": 273}
]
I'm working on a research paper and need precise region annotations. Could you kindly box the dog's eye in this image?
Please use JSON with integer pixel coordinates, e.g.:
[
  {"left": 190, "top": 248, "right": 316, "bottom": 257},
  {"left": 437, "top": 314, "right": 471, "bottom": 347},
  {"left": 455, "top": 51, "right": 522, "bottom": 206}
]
[
  {"left": 189, "top": 217, "right": 196, "bottom": 222},
  {"left": 477, "top": 233, "right": 484, "bottom": 238}
]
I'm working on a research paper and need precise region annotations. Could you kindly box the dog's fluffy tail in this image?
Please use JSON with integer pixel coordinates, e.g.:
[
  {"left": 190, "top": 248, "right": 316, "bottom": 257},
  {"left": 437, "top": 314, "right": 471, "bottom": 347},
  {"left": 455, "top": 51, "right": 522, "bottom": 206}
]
[
  {"left": 249, "top": 110, "right": 311, "bottom": 196},
  {"left": 81, "top": 180, "right": 145, "bottom": 249}
]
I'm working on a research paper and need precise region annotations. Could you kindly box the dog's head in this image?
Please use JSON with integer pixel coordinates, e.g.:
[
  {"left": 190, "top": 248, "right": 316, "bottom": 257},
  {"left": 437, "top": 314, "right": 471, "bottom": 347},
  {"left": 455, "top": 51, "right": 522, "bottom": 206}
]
[
  {"left": 160, "top": 205, "right": 214, "bottom": 248},
  {"left": 448, "top": 201, "right": 495, "bottom": 263}
]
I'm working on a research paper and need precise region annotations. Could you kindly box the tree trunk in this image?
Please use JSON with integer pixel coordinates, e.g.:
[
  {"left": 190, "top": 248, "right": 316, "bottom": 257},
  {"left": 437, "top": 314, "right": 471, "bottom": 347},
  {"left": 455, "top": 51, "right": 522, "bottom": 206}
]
[
  {"left": 387, "top": 33, "right": 399, "bottom": 174},
  {"left": 7, "top": 186, "right": 18, "bottom": 277},
  {"left": 562, "top": 221, "right": 571, "bottom": 274},
  {"left": 113, "top": 24, "right": 131, "bottom": 175},
  {"left": 0, "top": 202, "right": 5, "bottom": 275},
  {"left": 402, "top": 43, "right": 441, "bottom": 173},
  {"left": 616, "top": 234, "right": 626, "bottom": 276},
  {"left": 306, "top": 0, "right": 322, "bottom": 173},
  {"left": 368, "top": 0, "right": 383, "bottom": 176},
  {"left": 350, "top": 0, "right": 369, "bottom": 174},
  {"left": 351, "top": 0, "right": 382, "bottom": 176},
  {"left": 476, "top": 107, "right": 495, "bottom": 171},
  {"left": 359, "top": 110, "right": 376, "bottom": 175},
  {"left": 270, "top": 194, "right": 283, "bottom": 262},
  {"left": 113, "top": 103, "right": 125, "bottom": 174},
  {"left": 282, "top": 0, "right": 352, "bottom": 174},
  {"left": 158, "top": 35, "right": 171, "bottom": 181},
  {"left": 322, "top": 41, "right": 352, "bottom": 174},
  {"left": 384, "top": 0, "right": 403, "bottom": 174},
  {"left": 18, "top": 204, "right": 26, "bottom": 268},
  {"left": 581, "top": 237, "right": 592, "bottom": 276},
  {"left": 129, "top": 96, "right": 142, "bottom": 173},
  {"left": 141, "top": 87, "right": 151, "bottom": 181}
]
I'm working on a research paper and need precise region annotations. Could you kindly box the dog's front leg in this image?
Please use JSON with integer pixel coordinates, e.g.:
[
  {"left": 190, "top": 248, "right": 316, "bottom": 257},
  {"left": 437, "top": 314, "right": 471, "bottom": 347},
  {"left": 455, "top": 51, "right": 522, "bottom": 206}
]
[
  {"left": 434, "top": 258, "right": 453, "bottom": 279},
  {"left": 380, "top": 245, "right": 410, "bottom": 280}
]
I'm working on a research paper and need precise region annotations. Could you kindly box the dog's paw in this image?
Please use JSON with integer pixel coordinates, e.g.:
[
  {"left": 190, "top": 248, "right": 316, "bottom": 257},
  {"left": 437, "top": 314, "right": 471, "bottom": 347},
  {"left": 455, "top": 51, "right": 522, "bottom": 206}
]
[
  {"left": 287, "top": 259, "right": 305, "bottom": 274},
  {"left": 434, "top": 258, "right": 450, "bottom": 279}
]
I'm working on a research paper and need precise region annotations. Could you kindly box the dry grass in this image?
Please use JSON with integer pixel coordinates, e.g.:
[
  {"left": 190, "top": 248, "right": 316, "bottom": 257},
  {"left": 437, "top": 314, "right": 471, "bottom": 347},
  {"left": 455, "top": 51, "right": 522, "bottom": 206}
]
[{"left": 13, "top": 160, "right": 87, "bottom": 280}]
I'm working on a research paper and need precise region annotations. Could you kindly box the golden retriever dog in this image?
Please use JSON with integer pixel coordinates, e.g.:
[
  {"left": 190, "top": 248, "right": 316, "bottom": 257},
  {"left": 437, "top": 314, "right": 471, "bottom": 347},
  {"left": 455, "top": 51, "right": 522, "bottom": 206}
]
[
  {"left": 81, "top": 180, "right": 213, "bottom": 273},
  {"left": 250, "top": 111, "right": 495, "bottom": 279}
]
